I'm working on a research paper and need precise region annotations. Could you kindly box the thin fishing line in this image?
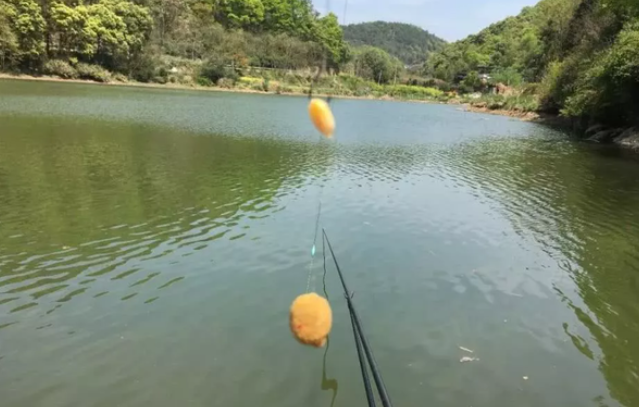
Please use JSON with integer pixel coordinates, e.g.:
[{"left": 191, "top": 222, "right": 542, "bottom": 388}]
[
  {"left": 342, "top": 0, "right": 348, "bottom": 25},
  {"left": 305, "top": 0, "right": 340, "bottom": 292},
  {"left": 308, "top": 0, "right": 334, "bottom": 100},
  {"left": 305, "top": 175, "right": 325, "bottom": 292}
]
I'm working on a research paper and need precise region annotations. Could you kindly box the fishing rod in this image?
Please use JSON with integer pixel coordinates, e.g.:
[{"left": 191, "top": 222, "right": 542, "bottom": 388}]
[{"left": 322, "top": 229, "right": 393, "bottom": 407}]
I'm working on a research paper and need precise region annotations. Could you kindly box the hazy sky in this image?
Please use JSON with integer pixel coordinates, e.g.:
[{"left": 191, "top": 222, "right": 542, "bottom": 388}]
[{"left": 312, "top": 0, "right": 540, "bottom": 42}]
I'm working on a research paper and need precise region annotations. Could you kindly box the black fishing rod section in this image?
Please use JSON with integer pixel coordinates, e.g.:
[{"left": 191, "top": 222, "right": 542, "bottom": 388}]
[{"left": 322, "top": 229, "right": 393, "bottom": 407}]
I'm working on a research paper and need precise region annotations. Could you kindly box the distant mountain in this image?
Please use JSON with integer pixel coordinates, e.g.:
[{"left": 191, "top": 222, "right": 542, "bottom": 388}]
[{"left": 342, "top": 21, "right": 446, "bottom": 66}]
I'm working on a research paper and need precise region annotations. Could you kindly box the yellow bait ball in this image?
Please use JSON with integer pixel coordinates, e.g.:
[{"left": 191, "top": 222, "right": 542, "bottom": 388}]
[
  {"left": 290, "top": 292, "right": 332, "bottom": 348},
  {"left": 308, "top": 98, "right": 335, "bottom": 138}
]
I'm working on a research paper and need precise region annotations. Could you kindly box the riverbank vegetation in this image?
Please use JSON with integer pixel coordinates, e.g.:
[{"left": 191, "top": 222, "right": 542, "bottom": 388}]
[
  {"left": 0, "top": 0, "right": 449, "bottom": 101},
  {"left": 426, "top": 0, "right": 639, "bottom": 137}
]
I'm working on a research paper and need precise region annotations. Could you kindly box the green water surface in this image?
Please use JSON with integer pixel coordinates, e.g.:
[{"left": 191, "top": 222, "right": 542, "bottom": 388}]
[{"left": 1, "top": 79, "right": 639, "bottom": 407}]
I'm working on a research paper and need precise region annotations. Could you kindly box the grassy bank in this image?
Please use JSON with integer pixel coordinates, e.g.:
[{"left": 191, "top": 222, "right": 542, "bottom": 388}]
[
  {"left": 3, "top": 56, "right": 451, "bottom": 103},
  {"left": 0, "top": 70, "right": 450, "bottom": 103}
]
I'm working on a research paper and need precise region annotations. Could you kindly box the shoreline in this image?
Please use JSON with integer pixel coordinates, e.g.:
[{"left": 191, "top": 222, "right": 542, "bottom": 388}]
[
  {"left": 6, "top": 72, "right": 635, "bottom": 148},
  {"left": 462, "top": 104, "right": 541, "bottom": 121},
  {"left": 0, "top": 73, "right": 549, "bottom": 120},
  {"left": 0, "top": 73, "right": 440, "bottom": 104},
  {"left": 0, "top": 73, "right": 558, "bottom": 122},
  {"left": 3, "top": 72, "right": 594, "bottom": 136}
]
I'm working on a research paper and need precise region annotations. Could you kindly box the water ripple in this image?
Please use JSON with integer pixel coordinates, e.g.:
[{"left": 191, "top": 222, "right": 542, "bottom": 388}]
[{"left": 2, "top": 81, "right": 639, "bottom": 407}]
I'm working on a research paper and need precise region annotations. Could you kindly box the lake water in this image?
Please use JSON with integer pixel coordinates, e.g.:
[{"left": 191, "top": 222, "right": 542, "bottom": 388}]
[{"left": 1, "top": 79, "right": 639, "bottom": 407}]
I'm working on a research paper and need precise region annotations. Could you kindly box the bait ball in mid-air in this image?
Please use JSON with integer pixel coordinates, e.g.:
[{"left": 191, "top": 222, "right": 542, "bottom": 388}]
[
  {"left": 290, "top": 292, "right": 332, "bottom": 347},
  {"left": 308, "top": 98, "right": 335, "bottom": 138}
]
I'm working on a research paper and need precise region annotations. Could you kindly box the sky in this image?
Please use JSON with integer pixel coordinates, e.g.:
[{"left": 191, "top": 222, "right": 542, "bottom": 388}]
[{"left": 312, "top": 0, "right": 540, "bottom": 42}]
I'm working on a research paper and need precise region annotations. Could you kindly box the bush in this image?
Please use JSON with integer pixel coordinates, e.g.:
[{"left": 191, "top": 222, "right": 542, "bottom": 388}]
[
  {"left": 198, "top": 58, "right": 238, "bottom": 85},
  {"left": 402, "top": 77, "right": 440, "bottom": 88},
  {"left": 471, "top": 94, "right": 539, "bottom": 112},
  {"left": 353, "top": 46, "right": 404, "bottom": 84},
  {"left": 461, "top": 71, "right": 483, "bottom": 92},
  {"left": 112, "top": 73, "right": 128, "bottom": 82},
  {"left": 76, "top": 63, "right": 111, "bottom": 82},
  {"left": 538, "top": 61, "right": 566, "bottom": 112},
  {"left": 238, "top": 76, "right": 262, "bottom": 87},
  {"left": 339, "top": 74, "right": 369, "bottom": 91},
  {"left": 491, "top": 67, "right": 523, "bottom": 87},
  {"left": 217, "top": 77, "right": 234, "bottom": 88},
  {"left": 277, "top": 85, "right": 293, "bottom": 94},
  {"left": 153, "top": 75, "right": 168, "bottom": 84},
  {"left": 250, "top": 81, "right": 264, "bottom": 91},
  {"left": 196, "top": 77, "right": 213, "bottom": 87},
  {"left": 152, "top": 66, "right": 169, "bottom": 84},
  {"left": 179, "top": 75, "right": 194, "bottom": 85},
  {"left": 129, "top": 53, "right": 156, "bottom": 83},
  {"left": 43, "top": 60, "right": 77, "bottom": 79},
  {"left": 385, "top": 84, "right": 443, "bottom": 99}
]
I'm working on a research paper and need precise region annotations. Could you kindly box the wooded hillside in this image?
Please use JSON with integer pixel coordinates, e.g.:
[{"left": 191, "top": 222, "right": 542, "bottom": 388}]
[
  {"left": 426, "top": 0, "right": 639, "bottom": 128},
  {"left": 342, "top": 21, "right": 446, "bottom": 65}
]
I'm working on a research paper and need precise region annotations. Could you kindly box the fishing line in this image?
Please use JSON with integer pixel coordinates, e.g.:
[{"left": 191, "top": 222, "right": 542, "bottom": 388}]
[
  {"left": 292, "top": 1, "right": 391, "bottom": 404},
  {"left": 305, "top": 186, "right": 324, "bottom": 293},
  {"left": 308, "top": 0, "right": 336, "bottom": 102},
  {"left": 342, "top": 0, "right": 348, "bottom": 25},
  {"left": 304, "top": 0, "right": 340, "bottom": 293}
]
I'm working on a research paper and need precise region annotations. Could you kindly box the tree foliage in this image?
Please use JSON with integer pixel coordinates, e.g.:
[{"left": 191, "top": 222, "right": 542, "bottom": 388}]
[
  {"left": 0, "top": 3, "right": 19, "bottom": 68},
  {"left": 428, "top": 0, "right": 639, "bottom": 128},
  {"left": 352, "top": 45, "right": 403, "bottom": 84},
  {"left": 2, "top": 0, "right": 46, "bottom": 66},
  {"left": 0, "top": 0, "right": 350, "bottom": 76},
  {"left": 313, "top": 13, "right": 348, "bottom": 69},
  {"left": 216, "top": 0, "right": 264, "bottom": 30}
]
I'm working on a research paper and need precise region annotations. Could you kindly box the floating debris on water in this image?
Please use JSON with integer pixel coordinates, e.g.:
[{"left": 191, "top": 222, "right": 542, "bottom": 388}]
[
  {"left": 459, "top": 346, "right": 474, "bottom": 354},
  {"left": 460, "top": 356, "right": 479, "bottom": 363}
]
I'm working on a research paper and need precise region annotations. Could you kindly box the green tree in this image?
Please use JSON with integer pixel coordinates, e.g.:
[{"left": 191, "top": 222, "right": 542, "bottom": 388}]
[
  {"left": 491, "top": 67, "right": 523, "bottom": 86},
  {"left": 461, "top": 70, "right": 481, "bottom": 91},
  {"left": 425, "top": 46, "right": 468, "bottom": 81},
  {"left": 4, "top": 0, "right": 46, "bottom": 67},
  {"left": 50, "top": 3, "right": 95, "bottom": 58},
  {"left": 312, "top": 13, "right": 348, "bottom": 69},
  {"left": 216, "top": 0, "right": 264, "bottom": 30},
  {"left": 354, "top": 45, "right": 403, "bottom": 84},
  {"left": 151, "top": 0, "right": 192, "bottom": 46},
  {"left": 261, "top": 0, "right": 314, "bottom": 38},
  {"left": 562, "top": 18, "right": 639, "bottom": 125},
  {"left": 106, "top": 0, "right": 153, "bottom": 56},
  {"left": 0, "top": 2, "right": 19, "bottom": 68}
]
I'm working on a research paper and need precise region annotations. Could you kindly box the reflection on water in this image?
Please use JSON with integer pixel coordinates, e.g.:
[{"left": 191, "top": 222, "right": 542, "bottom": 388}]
[
  {"left": 0, "top": 115, "right": 321, "bottom": 323},
  {"left": 321, "top": 337, "right": 339, "bottom": 407},
  {"left": 441, "top": 138, "right": 639, "bottom": 407},
  {"left": 1, "top": 79, "right": 639, "bottom": 407}
]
